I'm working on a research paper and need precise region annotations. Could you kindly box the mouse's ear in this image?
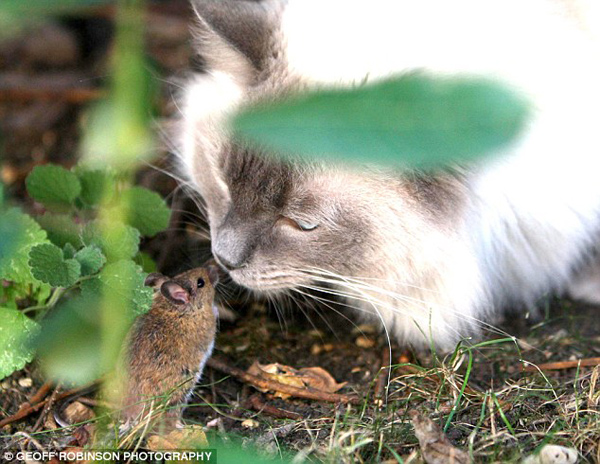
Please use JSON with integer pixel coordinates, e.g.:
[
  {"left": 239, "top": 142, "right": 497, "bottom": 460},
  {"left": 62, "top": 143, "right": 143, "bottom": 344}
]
[
  {"left": 145, "top": 273, "right": 168, "bottom": 289},
  {"left": 160, "top": 281, "right": 190, "bottom": 305}
]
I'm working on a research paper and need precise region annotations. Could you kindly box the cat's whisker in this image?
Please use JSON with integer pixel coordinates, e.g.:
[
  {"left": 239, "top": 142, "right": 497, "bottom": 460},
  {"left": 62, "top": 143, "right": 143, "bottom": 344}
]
[
  {"left": 286, "top": 290, "right": 342, "bottom": 340},
  {"left": 293, "top": 283, "right": 395, "bottom": 398},
  {"left": 300, "top": 281, "right": 467, "bottom": 345},
  {"left": 299, "top": 267, "right": 511, "bottom": 339},
  {"left": 306, "top": 266, "right": 446, "bottom": 295},
  {"left": 265, "top": 292, "right": 289, "bottom": 334},
  {"left": 291, "top": 287, "right": 369, "bottom": 338}
]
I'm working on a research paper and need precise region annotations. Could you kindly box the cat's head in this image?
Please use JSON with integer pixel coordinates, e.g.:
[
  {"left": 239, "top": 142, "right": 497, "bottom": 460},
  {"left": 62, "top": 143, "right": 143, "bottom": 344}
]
[
  {"left": 177, "top": 0, "right": 389, "bottom": 292},
  {"left": 178, "top": 0, "right": 462, "bottom": 294}
]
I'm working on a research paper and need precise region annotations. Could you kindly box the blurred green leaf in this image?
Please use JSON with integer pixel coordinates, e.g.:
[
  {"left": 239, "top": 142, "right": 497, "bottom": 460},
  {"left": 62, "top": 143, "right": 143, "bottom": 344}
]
[
  {"left": 201, "top": 436, "right": 293, "bottom": 464},
  {"left": 25, "top": 165, "right": 82, "bottom": 212},
  {"left": 82, "top": 220, "right": 140, "bottom": 262},
  {"left": 82, "top": 260, "right": 152, "bottom": 317},
  {"left": 121, "top": 186, "right": 170, "bottom": 237},
  {"left": 233, "top": 74, "right": 530, "bottom": 167},
  {"left": 29, "top": 243, "right": 81, "bottom": 287},
  {"left": 35, "top": 213, "right": 83, "bottom": 248},
  {"left": 0, "top": 307, "right": 41, "bottom": 380},
  {"left": 74, "top": 245, "right": 106, "bottom": 276},
  {"left": 36, "top": 294, "right": 103, "bottom": 385},
  {"left": 82, "top": 0, "right": 156, "bottom": 169},
  {"left": 0, "top": 208, "right": 49, "bottom": 286},
  {"left": 1, "top": 0, "right": 113, "bottom": 15},
  {"left": 133, "top": 251, "right": 157, "bottom": 274},
  {"left": 75, "top": 168, "right": 116, "bottom": 208}
]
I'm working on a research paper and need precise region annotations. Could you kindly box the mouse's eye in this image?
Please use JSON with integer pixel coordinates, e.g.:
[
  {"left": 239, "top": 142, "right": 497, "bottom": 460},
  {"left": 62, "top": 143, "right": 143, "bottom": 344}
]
[{"left": 197, "top": 278, "right": 205, "bottom": 288}]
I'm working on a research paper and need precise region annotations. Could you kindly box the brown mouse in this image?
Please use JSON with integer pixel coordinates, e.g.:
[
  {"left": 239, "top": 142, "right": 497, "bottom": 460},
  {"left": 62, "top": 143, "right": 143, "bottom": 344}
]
[{"left": 120, "top": 266, "right": 219, "bottom": 428}]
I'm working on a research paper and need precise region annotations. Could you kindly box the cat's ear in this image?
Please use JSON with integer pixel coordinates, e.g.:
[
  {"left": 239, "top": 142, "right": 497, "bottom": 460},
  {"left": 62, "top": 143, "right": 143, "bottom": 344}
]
[{"left": 190, "top": 0, "right": 284, "bottom": 83}]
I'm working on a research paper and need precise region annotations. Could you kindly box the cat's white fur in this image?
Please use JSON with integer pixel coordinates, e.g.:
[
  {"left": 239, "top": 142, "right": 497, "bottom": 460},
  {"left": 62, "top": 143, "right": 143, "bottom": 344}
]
[{"left": 181, "top": 0, "right": 600, "bottom": 348}]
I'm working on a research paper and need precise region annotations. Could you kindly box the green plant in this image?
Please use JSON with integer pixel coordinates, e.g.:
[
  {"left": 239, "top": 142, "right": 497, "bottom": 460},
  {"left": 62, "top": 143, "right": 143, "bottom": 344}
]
[{"left": 0, "top": 163, "right": 170, "bottom": 381}]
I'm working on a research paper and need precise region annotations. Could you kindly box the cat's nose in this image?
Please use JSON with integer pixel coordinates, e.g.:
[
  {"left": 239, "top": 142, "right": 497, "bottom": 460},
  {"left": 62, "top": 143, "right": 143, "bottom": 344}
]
[{"left": 214, "top": 253, "right": 247, "bottom": 271}]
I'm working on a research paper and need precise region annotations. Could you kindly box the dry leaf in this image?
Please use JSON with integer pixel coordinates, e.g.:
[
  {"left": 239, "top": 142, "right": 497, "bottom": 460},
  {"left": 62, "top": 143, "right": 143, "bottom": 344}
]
[
  {"left": 410, "top": 410, "right": 470, "bottom": 464},
  {"left": 241, "top": 419, "right": 260, "bottom": 429},
  {"left": 298, "top": 367, "right": 347, "bottom": 392},
  {"left": 147, "top": 425, "right": 208, "bottom": 450},
  {"left": 63, "top": 401, "right": 95, "bottom": 425},
  {"left": 247, "top": 361, "right": 346, "bottom": 399}
]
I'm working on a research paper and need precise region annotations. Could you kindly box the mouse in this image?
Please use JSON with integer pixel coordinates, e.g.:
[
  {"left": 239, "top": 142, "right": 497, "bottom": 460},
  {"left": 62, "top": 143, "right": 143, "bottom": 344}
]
[{"left": 120, "top": 265, "right": 219, "bottom": 428}]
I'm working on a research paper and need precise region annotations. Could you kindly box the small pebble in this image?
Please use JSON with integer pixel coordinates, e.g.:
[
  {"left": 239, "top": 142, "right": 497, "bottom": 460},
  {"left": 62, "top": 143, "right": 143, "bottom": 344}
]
[{"left": 18, "top": 377, "right": 33, "bottom": 388}]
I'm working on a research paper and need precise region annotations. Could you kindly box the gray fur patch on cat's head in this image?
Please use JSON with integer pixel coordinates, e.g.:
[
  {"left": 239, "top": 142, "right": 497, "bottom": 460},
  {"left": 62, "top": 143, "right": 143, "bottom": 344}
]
[
  {"left": 208, "top": 145, "right": 378, "bottom": 286},
  {"left": 190, "top": 0, "right": 287, "bottom": 83}
]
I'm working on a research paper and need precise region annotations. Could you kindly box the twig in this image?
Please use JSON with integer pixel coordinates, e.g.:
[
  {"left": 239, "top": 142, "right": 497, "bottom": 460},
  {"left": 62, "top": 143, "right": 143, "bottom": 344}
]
[
  {"left": 0, "top": 384, "right": 96, "bottom": 428},
  {"left": 25, "top": 380, "right": 54, "bottom": 407},
  {"left": 0, "top": 87, "right": 105, "bottom": 104},
  {"left": 0, "top": 380, "right": 54, "bottom": 429},
  {"left": 206, "top": 357, "right": 360, "bottom": 405},
  {"left": 522, "top": 357, "right": 600, "bottom": 372},
  {"left": 32, "top": 384, "right": 62, "bottom": 432},
  {"left": 248, "top": 394, "right": 303, "bottom": 420}
]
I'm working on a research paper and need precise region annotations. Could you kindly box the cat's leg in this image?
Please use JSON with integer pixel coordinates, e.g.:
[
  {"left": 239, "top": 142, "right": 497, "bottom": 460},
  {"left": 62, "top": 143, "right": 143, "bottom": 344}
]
[{"left": 566, "top": 259, "right": 600, "bottom": 305}]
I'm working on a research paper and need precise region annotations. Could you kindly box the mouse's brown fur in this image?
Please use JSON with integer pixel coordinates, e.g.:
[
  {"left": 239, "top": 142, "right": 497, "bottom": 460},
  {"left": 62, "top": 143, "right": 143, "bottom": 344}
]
[{"left": 120, "top": 266, "right": 219, "bottom": 428}]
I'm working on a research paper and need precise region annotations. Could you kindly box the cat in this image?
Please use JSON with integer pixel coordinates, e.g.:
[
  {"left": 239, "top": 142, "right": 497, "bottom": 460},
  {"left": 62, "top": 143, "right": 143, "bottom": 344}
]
[{"left": 174, "top": 0, "right": 600, "bottom": 349}]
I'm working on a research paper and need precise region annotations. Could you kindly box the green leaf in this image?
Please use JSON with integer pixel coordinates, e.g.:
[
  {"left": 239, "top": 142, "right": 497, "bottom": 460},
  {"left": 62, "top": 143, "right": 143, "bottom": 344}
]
[
  {"left": 0, "top": 208, "right": 49, "bottom": 285},
  {"left": 75, "top": 168, "right": 115, "bottom": 208},
  {"left": 63, "top": 243, "right": 77, "bottom": 260},
  {"left": 74, "top": 245, "right": 106, "bottom": 276},
  {"left": 0, "top": 209, "right": 20, "bottom": 269},
  {"left": 0, "top": 307, "right": 41, "bottom": 379},
  {"left": 29, "top": 243, "right": 81, "bottom": 287},
  {"left": 81, "top": 220, "right": 140, "bottom": 262},
  {"left": 121, "top": 187, "right": 170, "bottom": 237},
  {"left": 95, "top": 260, "right": 153, "bottom": 317},
  {"left": 233, "top": 74, "right": 531, "bottom": 167},
  {"left": 35, "top": 213, "right": 83, "bottom": 248},
  {"left": 25, "top": 165, "right": 81, "bottom": 212}
]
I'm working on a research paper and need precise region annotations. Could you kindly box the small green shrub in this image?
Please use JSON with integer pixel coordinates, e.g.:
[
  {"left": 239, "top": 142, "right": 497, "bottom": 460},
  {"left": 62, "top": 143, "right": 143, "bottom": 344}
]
[{"left": 0, "top": 163, "right": 170, "bottom": 381}]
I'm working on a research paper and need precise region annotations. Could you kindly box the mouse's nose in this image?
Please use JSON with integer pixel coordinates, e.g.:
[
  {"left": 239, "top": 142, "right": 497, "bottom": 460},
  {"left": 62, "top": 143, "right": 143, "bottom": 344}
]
[{"left": 213, "top": 253, "right": 247, "bottom": 272}]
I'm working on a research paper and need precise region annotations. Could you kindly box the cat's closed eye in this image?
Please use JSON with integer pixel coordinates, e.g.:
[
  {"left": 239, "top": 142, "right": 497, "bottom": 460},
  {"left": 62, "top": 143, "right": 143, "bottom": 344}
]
[{"left": 277, "top": 216, "right": 319, "bottom": 232}]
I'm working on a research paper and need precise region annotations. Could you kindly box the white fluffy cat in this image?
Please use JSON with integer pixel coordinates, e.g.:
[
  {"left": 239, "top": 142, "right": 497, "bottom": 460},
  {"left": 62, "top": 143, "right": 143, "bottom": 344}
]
[{"left": 178, "top": 0, "right": 600, "bottom": 348}]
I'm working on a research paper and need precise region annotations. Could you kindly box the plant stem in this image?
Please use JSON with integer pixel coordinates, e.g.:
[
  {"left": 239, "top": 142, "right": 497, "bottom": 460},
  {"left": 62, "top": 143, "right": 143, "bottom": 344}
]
[{"left": 23, "top": 287, "right": 67, "bottom": 316}]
